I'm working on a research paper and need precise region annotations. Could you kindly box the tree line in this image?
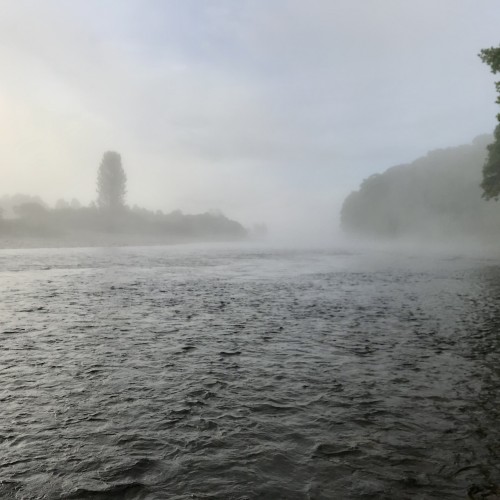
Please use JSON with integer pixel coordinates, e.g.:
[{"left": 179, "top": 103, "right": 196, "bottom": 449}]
[
  {"left": 341, "top": 43, "right": 500, "bottom": 241},
  {"left": 340, "top": 135, "right": 500, "bottom": 241},
  {"left": 0, "top": 152, "right": 247, "bottom": 243}
]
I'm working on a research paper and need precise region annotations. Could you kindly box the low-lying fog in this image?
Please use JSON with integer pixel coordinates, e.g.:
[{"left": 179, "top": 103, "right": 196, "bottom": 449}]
[
  {"left": 2, "top": 0, "right": 500, "bottom": 248},
  {"left": 3, "top": 4, "right": 500, "bottom": 498}
]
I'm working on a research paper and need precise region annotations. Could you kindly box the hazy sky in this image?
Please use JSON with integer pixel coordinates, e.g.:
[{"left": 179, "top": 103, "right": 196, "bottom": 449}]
[{"left": 1, "top": 0, "right": 499, "bottom": 239}]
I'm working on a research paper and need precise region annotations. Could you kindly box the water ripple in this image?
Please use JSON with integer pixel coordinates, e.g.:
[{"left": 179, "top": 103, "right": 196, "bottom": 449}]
[{"left": 0, "top": 246, "right": 498, "bottom": 499}]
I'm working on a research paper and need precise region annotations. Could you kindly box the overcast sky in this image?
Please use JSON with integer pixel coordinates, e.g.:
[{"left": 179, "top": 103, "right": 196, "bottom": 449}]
[{"left": 1, "top": 0, "right": 499, "bottom": 239}]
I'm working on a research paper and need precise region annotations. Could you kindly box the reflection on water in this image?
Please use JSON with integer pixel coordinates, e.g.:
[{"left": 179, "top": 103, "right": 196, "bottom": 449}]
[{"left": 0, "top": 245, "right": 499, "bottom": 499}]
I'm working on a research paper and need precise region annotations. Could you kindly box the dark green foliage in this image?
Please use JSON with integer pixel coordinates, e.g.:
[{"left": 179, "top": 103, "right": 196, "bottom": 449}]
[
  {"left": 480, "top": 124, "right": 500, "bottom": 200},
  {"left": 341, "top": 136, "right": 500, "bottom": 240},
  {"left": 480, "top": 46, "right": 500, "bottom": 73},
  {"left": 479, "top": 45, "right": 500, "bottom": 199},
  {"left": 479, "top": 45, "right": 500, "bottom": 117},
  {"left": 97, "top": 151, "right": 127, "bottom": 210}
]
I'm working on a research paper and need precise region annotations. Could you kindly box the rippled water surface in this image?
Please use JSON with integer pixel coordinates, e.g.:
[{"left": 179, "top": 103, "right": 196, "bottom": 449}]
[{"left": 0, "top": 244, "right": 499, "bottom": 499}]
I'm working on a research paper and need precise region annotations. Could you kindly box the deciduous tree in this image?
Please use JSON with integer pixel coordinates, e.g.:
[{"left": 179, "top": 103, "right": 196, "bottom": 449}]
[{"left": 479, "top": 45, "right": 500, "bottom": 200}]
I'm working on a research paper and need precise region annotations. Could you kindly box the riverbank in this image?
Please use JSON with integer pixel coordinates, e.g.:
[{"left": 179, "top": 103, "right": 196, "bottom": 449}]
[{"left": 0, "top": 232, "right": 246, "bottom": 250}]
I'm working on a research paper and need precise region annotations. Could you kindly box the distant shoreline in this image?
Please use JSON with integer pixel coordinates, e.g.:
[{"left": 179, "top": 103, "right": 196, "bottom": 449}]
[{"left": 0, "top": 233, "right": 246, "bottom": 250}]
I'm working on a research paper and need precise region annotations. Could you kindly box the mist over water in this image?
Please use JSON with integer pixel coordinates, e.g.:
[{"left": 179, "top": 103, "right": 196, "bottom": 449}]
[
  {"left": 2, "top": 1, "right": 500, "bottom": 499},
  {"left": 1, "top": 244, "right": 499, "bottom": 499}
]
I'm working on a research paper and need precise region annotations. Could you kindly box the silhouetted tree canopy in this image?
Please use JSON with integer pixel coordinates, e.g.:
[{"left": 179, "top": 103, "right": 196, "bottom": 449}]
[
  {"left": 0, "top": 152, "right": 248, "bottom": 244},
  {"left": 0, "top": 193, "right": 246, "bottom": 243},
  {"left": 479, "top": 44, "right": 500, "bottom": 200},
  {"left": 481, "top": 124, "right": 500, "bottom": 200},
  {"left": 479, "top": 46, "right": 500, "bottom": 108},
  {"left": 97, "top": 151, "right": 127, "bottom": 210},
  {"left": 13, "top": 202, "right": 48, "bottom": 219},
  {"left": 0, "top": 194, "right": 47, "bottom": 218}
]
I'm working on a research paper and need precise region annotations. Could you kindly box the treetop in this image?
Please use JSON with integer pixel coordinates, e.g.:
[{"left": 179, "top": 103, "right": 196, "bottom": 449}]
[{"left": 479, "top": 45, "right": 500, "bottom": 74}]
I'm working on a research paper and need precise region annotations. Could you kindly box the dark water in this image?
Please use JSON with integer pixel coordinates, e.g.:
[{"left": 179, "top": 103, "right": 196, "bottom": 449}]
[{"left": 0, "top": 244, "right": 499, "bottom": 499}]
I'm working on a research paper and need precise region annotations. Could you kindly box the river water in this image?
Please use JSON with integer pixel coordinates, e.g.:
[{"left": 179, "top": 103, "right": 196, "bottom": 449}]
[{"left": 0, "top": 244, "right": 499, "bottom": 499}]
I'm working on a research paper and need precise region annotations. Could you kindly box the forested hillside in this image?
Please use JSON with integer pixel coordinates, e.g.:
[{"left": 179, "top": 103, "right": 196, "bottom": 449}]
[{"left": 341, "top": 136, "right": 500, "bottom": 241}]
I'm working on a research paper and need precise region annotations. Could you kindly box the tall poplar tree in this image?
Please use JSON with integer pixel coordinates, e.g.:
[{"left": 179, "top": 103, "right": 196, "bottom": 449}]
[{"left": 97, "top": 151, "right": 127, "bottom": 210}]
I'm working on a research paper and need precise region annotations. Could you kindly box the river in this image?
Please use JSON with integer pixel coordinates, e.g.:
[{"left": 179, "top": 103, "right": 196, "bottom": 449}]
[{"left": 0, "top": 244, "right": 498, "bottom": 499}]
